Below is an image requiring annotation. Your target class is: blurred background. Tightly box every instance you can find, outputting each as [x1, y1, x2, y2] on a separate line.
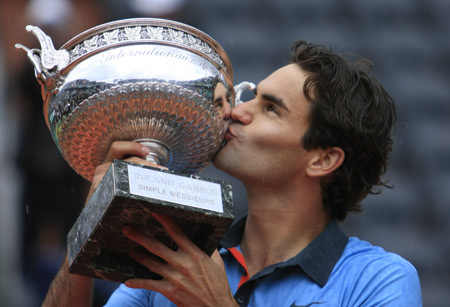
[0, 0, 448, 306]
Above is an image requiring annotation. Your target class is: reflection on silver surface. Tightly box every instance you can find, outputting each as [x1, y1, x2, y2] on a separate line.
[16, 18, 235, 181]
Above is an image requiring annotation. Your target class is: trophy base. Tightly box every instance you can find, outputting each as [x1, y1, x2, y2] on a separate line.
[67, 160, 234, 283]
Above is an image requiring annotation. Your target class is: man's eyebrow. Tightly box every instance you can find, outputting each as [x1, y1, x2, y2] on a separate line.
[214, 94, 231, 105]
[254, 87, 289, 111]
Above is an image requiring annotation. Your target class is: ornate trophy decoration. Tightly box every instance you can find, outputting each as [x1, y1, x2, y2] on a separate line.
[17, 18, 252, 282]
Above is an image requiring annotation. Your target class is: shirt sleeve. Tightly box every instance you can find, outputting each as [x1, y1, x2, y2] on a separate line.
[103, 284, 149, 307]
[349, 254, 422, 307]
[103, 284, 176, 307]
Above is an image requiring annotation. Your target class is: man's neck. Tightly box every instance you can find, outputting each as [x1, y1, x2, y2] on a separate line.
[240, 182, 330, 277]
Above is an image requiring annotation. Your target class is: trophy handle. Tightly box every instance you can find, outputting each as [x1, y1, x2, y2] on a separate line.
[15, 25, 70, 85]
[16, 25, 70, 116]
[234, 81, 256, 106]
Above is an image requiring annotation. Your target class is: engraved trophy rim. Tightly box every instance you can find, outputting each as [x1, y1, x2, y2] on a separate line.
[60, 18, 233, 80]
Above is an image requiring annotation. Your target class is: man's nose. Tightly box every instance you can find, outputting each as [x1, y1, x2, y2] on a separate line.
[231, 100, 253, 124]
[223, 101, 232, 121]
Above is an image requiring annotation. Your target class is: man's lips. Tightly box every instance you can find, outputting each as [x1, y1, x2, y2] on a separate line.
[224, 126, 236, 141]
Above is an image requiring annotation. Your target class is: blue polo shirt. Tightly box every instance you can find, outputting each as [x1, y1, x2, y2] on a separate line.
[104, 217, 422, 306]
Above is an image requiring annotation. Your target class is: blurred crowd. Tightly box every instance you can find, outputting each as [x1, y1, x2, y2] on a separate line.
[0, 0, 449, 306]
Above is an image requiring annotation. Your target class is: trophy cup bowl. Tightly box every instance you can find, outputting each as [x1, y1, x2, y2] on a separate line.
[16, 18, 254, 282]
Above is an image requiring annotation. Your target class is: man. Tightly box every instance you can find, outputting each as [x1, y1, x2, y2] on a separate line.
[43, 41, 422, 306]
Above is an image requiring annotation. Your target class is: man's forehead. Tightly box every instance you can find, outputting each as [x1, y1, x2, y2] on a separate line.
[255, 64, 308, 104]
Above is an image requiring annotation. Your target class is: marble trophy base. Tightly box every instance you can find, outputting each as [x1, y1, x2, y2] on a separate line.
[67, 160, 234, 283]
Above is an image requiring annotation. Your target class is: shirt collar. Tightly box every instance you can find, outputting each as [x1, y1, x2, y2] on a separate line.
[219, 216, 348, 287]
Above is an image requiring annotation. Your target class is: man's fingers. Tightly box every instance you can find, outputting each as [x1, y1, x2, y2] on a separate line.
[124, 156, 168, 170]
[210, 249, 225, 267]
[122, 225, 177, 260]
[128, 249, 170, 277]
[104, 141, 169, 170]
[124, 277, 175, 295]
[104, 141, 150, 162]
[151, 213, 196, 252]
[124, 277, 161, 290]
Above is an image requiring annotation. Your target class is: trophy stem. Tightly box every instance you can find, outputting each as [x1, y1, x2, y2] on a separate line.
[134, 139, 171, 166]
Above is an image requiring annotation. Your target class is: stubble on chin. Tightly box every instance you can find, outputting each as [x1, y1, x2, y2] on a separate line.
[212, 142, 234, 172]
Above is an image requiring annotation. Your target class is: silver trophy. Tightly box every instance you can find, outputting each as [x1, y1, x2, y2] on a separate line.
[16, 18, 254, 282]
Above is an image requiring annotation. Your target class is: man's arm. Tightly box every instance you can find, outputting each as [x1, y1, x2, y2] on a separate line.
[42, 254, 94, 307]
[42, 141, 152, 306]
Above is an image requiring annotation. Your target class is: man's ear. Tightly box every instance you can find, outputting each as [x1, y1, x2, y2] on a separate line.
[306, 147, 345, 178]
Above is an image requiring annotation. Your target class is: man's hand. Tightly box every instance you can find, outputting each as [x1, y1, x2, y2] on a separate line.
[122, 213, 238, 307]
[87, 141, 159, 200]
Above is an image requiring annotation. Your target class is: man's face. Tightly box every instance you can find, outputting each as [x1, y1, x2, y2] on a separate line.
[213, 82, 232, 132]
[214, 64, 313, 185]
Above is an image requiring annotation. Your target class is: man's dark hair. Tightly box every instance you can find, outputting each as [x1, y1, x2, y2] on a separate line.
[291, 40, 396, 221]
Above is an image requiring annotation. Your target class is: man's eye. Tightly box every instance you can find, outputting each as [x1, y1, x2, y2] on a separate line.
[266, 104, 280, 115]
